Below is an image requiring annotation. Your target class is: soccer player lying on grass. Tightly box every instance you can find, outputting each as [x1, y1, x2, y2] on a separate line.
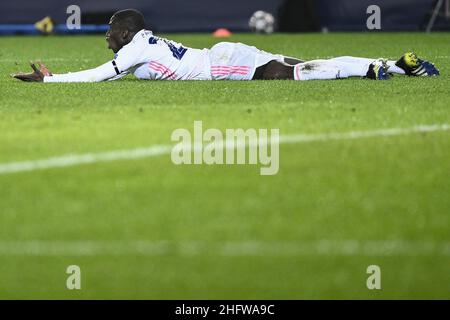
[12, 9, 439, 83]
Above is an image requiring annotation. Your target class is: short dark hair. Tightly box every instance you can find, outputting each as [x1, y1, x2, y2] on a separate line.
[112, 9, 146, 33]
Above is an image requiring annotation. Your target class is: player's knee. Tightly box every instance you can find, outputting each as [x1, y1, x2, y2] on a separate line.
[262, 61, 293, 80]
[284, 56, 304, 65]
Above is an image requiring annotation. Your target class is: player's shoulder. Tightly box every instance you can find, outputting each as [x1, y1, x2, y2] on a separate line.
[131, 29, 153, 45]
[116, 30, 151, 56]
[113, 30, 150, 63]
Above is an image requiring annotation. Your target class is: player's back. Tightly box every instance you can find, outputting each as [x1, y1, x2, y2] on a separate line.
[114, 30, 210, 81]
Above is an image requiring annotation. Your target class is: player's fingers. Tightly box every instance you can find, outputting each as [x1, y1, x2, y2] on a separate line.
[30, 62, 39, 73]
[29, 61, 45, 80]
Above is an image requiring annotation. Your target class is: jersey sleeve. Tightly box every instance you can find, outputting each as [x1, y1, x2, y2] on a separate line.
[43, 61, 120, 83]
[43, 34, 146, 83]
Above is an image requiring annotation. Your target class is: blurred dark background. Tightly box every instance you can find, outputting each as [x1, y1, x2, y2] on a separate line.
[0, 0, 449, 34]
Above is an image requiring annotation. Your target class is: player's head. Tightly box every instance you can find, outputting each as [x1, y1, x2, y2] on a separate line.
[106, 9, 146, 53]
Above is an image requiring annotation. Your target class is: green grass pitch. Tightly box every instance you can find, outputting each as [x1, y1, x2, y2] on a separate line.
[0, 33, 449, 299]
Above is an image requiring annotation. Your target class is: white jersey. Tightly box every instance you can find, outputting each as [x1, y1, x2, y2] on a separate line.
[44, 29, 284, 83]
[120, 30, 211, 81]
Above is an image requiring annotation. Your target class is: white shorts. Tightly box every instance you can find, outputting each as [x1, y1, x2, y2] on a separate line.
[208, 42, 284, 80]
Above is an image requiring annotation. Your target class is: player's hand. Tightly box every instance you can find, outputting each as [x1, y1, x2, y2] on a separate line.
[11, 62, 52, 82]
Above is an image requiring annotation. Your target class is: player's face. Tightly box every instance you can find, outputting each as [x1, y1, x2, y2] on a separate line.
[106, 17, 125, 53]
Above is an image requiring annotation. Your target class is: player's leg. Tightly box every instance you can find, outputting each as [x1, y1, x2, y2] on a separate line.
[254, 59, 357, 80]
[331, 53, 440, 76]
[331, 56, 405, 75]
[253, 60, 293, 80]
[209, 42, 389, 81]
[293, 59, 376, 80]
[254, 59, 388, 80]
[283, 56, 305, 65]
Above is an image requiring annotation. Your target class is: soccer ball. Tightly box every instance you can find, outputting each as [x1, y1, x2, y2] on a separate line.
[249, 11, 275, 34]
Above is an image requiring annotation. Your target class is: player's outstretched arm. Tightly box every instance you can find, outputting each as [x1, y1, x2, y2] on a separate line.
[12, 60, 125, 83]
[13, 31, 145, 83]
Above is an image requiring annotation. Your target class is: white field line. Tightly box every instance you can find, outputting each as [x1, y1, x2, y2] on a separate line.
[0, 124, 449, 175]
[279, 124, 450, 143]
[0, 240, 448, 256]
[0, 145, 173, 175]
